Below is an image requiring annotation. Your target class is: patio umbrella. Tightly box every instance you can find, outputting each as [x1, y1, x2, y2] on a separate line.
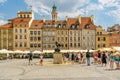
[14, 50, 24, 53]
[32, 50, 43, 54]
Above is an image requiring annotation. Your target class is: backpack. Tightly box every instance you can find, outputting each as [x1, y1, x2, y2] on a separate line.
[86, 52, 90, 58]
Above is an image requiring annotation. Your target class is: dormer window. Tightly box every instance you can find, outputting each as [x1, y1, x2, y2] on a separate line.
[43, 23, 46, 27]
[58, 24, 61, 28]
[20, 15, 22, 18]
[71, 24, 75, 29]
[27, 15, 29, 18]
[63, 24, 66, 28]
[48, 23, 50, 27]
[24, 14, 26, 18]
[85, 24, 90, 29]
[77, 24, 79, 28]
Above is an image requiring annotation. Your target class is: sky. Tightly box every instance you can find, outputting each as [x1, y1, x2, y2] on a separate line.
[0, 0, 120, 29]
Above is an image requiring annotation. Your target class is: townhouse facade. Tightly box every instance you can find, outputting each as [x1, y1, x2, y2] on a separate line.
[0, 4, 114, 51]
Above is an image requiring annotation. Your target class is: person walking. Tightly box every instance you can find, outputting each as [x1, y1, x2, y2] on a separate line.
[28, 51, 33, 65]
[101, 52, 107, 67]
[86, 50, 90, 66]
[98, 50, 101, 64]
[40, 54, 43, 66]
[109, 51, 114, 69]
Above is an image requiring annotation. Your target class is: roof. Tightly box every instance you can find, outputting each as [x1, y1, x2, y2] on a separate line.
[29, 20, 43, 29]
[18, 12, 32, 14]
[9, 17, 32, 23]
[66, 17, 96, 29]
[0, 23, 12, 29]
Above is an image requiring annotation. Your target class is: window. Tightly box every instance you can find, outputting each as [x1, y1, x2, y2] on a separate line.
[38, 37, 41, 41]
[70, 37, 72, 41]
[34, 31, 37, 35]
[61, 31, 63, 34]
[27, 15, 29, 18]
[100, 32, 102, 35]
[98, 44, 100, 48]
[78, 43, 80, 47]
[83, 37, 85, 39]
[24, 42, 27, 47]
[20, 15, 22, 18]
[30, 37, 33, 41]
[103, 37, 106, 41]
[30, 44, 33, 47]
[35, 24, 38, 27]
[24, 29, 26, 33]
[34, 37, 37, 41]
[85, 24, 90, 29]
[66, 37, 67, 41]
[20, 29, 22, 33]
[20, 35, 22, 39]
[103, 44, 106, 47]
[58, 24, 61, 28]
[70, 31, 72, 35]
[63, 24, 66, 28]
[15, 43, 18, 47]
[70, 43, 72, 47]
[74, 37, 76, 41]
[24, 14, 26, 18]
[20, 42, 22, 47]
[15, 29, 17, 33]
[15, 35, 17, 39]
[24, 35, 27, 39]
[65, 44, 67, 47]
[97, 32, 99, 35]
[9, 43, 12, 46]
[38, 31, 40, 35]
[98, 37, 100, 41]
[74, 43, 76, 47]
[78, 37, 80, 41]
[30, 31, 33, 35]
[34, 44, 37, 47]
[38, 44, 41, 47]
[58, 37, 59, 41]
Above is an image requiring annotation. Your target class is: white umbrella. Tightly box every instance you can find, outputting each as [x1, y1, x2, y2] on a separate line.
[14, 50, 24, 53]
[32, 50, 42, 54]
[43, 50, 54, 53]
[23, 50, 30, 54]
[0, 49, 10, 53]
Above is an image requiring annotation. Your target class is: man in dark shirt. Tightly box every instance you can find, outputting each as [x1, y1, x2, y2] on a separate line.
[86, 50, 90, 66]
[28, 51, 33, 65]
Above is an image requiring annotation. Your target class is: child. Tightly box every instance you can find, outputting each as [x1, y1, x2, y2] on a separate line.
[40, 54, 43, 66]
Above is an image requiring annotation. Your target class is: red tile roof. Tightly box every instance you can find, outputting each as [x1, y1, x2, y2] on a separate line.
[0, 23, 12, 29]
[29, 20, 43, 29]
[18, 12, 32, 14]
[9, 17, 32, 23]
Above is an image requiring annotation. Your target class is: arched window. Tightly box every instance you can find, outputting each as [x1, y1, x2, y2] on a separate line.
[27, 15, 29, 18]
[63, 24, 66, 28]
[58, 24, 61, 28]
[43, 23, 46, 27]
[71, 24, 75, 28]
[20, 15, 22, 18]
[77, 24, 79, 28]
[24, 14, 26, 18]
[85, 24, 90, 29]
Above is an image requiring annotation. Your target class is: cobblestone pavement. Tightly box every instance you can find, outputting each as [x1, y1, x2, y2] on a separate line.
[0, 59, 119, 80]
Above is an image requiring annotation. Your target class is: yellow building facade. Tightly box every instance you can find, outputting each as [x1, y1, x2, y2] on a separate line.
[96, 26, 110, 49]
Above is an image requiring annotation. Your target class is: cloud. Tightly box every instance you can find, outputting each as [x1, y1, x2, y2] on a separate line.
[0, 0, 7, 3]
[25, 0, 120, 23]
[25, 0, 90, 18]
[0, 20, 7, 25]
[0, 13, 7, 26]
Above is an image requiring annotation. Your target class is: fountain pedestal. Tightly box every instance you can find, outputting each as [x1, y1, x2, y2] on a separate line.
[53, 54, 63, 64]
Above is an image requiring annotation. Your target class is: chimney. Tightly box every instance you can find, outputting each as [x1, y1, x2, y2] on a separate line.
[78, 15, 81, 24]
[43, 16, 45, 22]
[66, 16, 68, 21]
[90, 15, 94, 23]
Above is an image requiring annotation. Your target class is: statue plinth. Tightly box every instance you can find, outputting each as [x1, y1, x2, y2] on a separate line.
[53, 53, 63, 64]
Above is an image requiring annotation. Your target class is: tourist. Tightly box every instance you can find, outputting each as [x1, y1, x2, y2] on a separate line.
[109, 51, 114, 69]
[114, 52, 120, 69]
[98, 50, 101, 64]
[28, 51, 33, 65]
[80, 53, 83, 63]
[93, 52, 98, 64]
[86, 50, 90, 66]
[82, 52, 86, 63]
[77, 52, 81, 63]
[101, 52, 107, 67]
[40, 54, 43, 66]
[69, 52, 72, 61]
